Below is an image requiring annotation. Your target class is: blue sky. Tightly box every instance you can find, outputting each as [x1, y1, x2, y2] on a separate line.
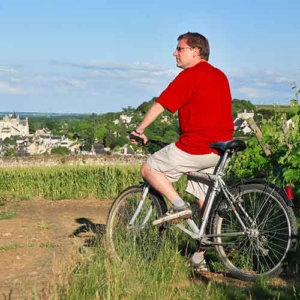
[0, 0, 299, 114]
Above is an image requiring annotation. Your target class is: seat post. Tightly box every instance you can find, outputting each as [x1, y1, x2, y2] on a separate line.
[215, 150, 231, 176]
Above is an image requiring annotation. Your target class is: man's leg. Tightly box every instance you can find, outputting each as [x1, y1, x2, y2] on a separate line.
[197, 198, 205, 216]
[187, 171, 216, 273]
[190, 198, 208, 271]
[141, 162, 192, 225]
[141, 144, 198, 225]
[141, 162, 181, 202]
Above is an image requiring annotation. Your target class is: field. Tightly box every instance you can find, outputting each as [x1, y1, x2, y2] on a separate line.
[254, 104, 298, 115]
[0, 164, 299, 299]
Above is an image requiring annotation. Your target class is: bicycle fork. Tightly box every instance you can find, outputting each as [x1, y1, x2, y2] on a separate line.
[128, 183, 152, 229]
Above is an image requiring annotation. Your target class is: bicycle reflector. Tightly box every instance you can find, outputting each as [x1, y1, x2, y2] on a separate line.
[284, 184, 294, 200]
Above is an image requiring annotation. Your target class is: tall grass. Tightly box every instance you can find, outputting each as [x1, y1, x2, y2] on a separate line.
[0, 165, 188, 200]
[52, 233, 300, 300]
[54, 233, 210, 300]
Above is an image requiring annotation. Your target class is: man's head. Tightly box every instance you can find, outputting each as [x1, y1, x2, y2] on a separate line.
[173, 32, 210, 69]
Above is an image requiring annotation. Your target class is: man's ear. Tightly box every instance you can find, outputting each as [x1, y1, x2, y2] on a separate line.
[193, 47, 200, 58]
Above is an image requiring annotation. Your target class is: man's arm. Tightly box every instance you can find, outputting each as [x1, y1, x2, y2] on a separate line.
[131, 102, 165, 143]
[135, 102, 165, 133]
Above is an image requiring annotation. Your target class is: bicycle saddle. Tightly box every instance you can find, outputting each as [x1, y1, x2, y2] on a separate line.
[210, 139, 247, 153]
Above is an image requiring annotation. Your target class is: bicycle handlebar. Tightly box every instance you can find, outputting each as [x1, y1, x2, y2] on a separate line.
[129, 134, 169, 148]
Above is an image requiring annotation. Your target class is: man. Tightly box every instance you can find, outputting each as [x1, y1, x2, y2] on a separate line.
[131, 32, 233, 270]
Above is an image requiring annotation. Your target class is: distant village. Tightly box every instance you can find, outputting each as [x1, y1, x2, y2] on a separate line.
[0, 113, 147, 157]
[0, 112, 257, 157]
[0, 114, 79, 156]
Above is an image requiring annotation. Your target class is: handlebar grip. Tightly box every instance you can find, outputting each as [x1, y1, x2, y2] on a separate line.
[129, 133, 169, 148]
[129, 134, 146, 145]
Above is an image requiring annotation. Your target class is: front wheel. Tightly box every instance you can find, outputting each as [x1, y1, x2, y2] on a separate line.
[212, 183, 298, 281]
[106, 184, 167, 262]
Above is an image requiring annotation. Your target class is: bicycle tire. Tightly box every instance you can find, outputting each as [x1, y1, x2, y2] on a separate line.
[106, 184, 167, 262]
[212, 183, 298, 281]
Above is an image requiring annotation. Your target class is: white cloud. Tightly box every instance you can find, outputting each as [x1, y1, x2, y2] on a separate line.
[10, 77, 21, 83]
[52, 60, 166, 72]
[273, 76, 291, 83]
[35, 75, 85, 88]
[228, 68, 295, 104]
[234, 84, 292, 105]
[237, 87, 261, 98]
[230, 69, 293, 86]
[133, 77, 157, 86]
[53, 59, 178, 78]
[254, 82, 268, 87]
[0, 82, 28, 95]
[0, 66, 17, 73]
[1, 59, 296, 110]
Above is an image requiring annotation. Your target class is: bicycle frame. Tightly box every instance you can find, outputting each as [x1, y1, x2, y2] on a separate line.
[176, 149, 248, 244]
[128, 148, 249, 244]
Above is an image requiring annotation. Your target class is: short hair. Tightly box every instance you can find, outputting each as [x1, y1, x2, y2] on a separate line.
[178, 32, 210, 61]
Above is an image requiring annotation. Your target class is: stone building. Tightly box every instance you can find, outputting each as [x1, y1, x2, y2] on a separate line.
[0, 114, 29, 140]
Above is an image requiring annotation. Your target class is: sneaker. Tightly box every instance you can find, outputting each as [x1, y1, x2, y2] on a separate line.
[191, 259, 209, 272]
[190, 252, 209, 272]
[152, 203, 192, 226]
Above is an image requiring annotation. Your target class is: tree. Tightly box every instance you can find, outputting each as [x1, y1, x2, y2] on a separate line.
[83, 128, 96, 151]
[121, 106, 135, 114]
[136, 98, 156, 114]
[3, 137, 16, 145]
[94, 125, 107, 144]
[162, 130, 179, 143]
[232, 99, 255, 115]
[115, 136, 129, 148]
[103, 130, 116, 149]
[3, 148, 16, 157]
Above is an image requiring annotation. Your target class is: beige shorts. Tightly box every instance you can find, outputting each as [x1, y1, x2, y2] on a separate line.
[146, 143, 220, 200]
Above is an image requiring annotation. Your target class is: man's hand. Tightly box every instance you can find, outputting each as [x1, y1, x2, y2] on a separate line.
[130, 130, 148, 145]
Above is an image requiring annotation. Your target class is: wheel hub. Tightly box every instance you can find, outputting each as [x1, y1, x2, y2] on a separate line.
[248, 228, 259, 238]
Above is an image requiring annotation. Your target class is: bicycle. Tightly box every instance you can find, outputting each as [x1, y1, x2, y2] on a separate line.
[106, 136, 298, 281]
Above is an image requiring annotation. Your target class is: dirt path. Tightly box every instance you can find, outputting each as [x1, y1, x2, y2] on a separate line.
[0, 199, 111, 300]
[0, 199, 297, 299]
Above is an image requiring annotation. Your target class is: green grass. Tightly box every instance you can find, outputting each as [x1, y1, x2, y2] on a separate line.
[255, 105, 295, 114]
[0, 243, 23, 251]
[37, 221, 52, 230]
[0, 165, 189, 201]
[0, 211, 16, 220]
[39, 242, 58, 249]
[52, 231, 300, 300]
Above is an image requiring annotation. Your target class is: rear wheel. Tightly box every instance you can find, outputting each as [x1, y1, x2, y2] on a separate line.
[213, 183, 298, 281]
[106, 184, 167, 262]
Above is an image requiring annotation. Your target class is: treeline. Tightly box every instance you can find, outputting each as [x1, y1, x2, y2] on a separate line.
[26, 98, 297, 152]
[29, 97, 180, 151]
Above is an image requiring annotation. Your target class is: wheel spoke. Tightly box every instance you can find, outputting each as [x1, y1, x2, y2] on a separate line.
[106, 186, 166, 262]
[213, 184, 294, 281]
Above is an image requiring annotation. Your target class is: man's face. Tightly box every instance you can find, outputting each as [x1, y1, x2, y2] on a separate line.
[173, 38, 195, 69]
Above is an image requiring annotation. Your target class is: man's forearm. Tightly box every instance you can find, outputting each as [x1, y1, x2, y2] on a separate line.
[136, 102, 165, 133]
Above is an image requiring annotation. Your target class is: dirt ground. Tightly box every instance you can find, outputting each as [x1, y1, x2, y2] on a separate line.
[0, 199, 297, 300]
[0, 199, 111, 300]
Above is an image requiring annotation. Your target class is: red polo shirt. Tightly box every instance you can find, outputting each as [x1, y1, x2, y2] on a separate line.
[156, 61, 233, 154]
